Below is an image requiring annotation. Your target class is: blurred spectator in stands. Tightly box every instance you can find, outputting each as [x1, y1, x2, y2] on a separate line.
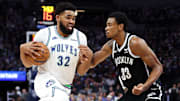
[168, 84, 178, 101]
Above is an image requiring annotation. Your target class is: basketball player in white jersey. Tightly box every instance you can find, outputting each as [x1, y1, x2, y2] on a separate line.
[20, 2, 93, 101]
[82, 12, 163, 101]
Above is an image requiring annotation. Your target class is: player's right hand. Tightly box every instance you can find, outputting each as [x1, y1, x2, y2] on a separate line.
[79, 45, 93, 63]
[20, 41, 43, 59]
[132, 83, 146, 95]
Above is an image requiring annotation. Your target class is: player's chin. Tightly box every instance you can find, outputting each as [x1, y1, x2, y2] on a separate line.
[106, 34, 111, 38]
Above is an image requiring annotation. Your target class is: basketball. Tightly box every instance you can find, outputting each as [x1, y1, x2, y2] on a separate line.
[26, 42, 50, 65]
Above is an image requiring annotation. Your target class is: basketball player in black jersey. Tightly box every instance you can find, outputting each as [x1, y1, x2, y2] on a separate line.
[80, 12, 163, 101]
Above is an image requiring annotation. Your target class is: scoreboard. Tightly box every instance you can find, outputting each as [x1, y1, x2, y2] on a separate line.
[42, 5, 54, 21]
[36, 4, 55, 28]
[35, 3, 84, 29]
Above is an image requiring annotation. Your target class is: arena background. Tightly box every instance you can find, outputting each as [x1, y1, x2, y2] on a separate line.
[0, 0, 180, 101]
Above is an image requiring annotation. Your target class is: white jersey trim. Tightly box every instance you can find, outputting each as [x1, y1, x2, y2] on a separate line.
[116, 33, 130, 52]
[112, 40, 116, 59]
[112, 33, 129, 59]
[46, 27, 51, 46]
[145, 97, 161, 101]
[145, 83, 162, 101]
[127, 35, 140, 58]
[76, 29, 80, 46]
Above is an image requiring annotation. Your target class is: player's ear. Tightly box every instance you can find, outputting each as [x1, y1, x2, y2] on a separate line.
[56, 15, 60, 22]
[118, 24, 124, 31]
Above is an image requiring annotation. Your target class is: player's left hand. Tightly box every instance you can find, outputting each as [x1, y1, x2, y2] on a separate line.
[132, 83, 146, 95]
[79, 45, 93, 63]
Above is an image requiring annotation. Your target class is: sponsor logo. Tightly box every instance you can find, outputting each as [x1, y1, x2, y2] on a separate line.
[52, 37, 58, 40]
[46, 79, 55, 88]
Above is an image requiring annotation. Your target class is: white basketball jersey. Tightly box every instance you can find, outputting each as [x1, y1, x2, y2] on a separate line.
[34, 25, 87, 85]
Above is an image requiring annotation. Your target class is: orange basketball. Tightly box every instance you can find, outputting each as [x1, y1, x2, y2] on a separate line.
[26, 42, 50, 65]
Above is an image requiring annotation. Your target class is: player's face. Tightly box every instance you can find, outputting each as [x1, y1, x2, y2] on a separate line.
[105, 18, 119, 38]
[56, 10, 76, 35]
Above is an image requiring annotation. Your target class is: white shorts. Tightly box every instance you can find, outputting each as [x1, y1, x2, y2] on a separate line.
[34, 73, 71, 101]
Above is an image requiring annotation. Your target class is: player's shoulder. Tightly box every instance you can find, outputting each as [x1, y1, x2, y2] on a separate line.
[106, 39, 114, 46]
[37, 26, 48, 34]
[104, 39, 114, 49]
[74, 28, 87, 39]
[38, 25, 55, 32]
[74, 28, 86, 36]
[35, 26, 54, 39]
[129, 34, 146, 49]
[73, 28, 87, 45]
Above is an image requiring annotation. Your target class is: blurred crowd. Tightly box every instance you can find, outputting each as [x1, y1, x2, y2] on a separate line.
[0, 0, 180, 101]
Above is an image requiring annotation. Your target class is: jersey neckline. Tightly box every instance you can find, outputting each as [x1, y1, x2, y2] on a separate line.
[54, 26, 73, 39]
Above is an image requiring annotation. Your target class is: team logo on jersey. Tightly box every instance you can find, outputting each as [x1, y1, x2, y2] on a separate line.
[70, 38, 77, 41]
[113, 50, 117, 54]
[52, 36, 58, 40]
[114, 56, 134, 66]
[124, 48, 128, 54]
[46, 79, 56, 88]
[51, 44, 78, 56]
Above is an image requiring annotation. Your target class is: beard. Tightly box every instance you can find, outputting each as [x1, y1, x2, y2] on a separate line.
[59, 21, 73, 35]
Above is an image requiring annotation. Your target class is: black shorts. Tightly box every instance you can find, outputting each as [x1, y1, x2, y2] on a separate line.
[119, 83, 162, 101]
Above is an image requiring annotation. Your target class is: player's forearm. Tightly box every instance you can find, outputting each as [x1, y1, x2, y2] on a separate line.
[90, 42, 112, 68]
[77, 60, 91, 76]
[90, 51, 108, 68]
[90, 55, 98, 68]
[77, 63, 90, 76]
[144, 64, 163, 90]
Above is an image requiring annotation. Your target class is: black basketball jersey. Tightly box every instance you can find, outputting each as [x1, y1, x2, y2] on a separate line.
[112, 33, 162, 100]
[112, 33, 150, 90]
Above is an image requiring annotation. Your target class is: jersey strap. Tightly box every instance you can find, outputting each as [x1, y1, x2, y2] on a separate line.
[46, 27, 51, 46]
[76, 30, 80, 45]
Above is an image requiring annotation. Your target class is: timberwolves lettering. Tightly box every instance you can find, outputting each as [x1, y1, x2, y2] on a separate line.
[115, 56, 134, 66]
[51, 44, 78, 56]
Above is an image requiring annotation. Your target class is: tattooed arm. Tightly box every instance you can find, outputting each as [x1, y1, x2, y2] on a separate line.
[90, 39, 113, 68]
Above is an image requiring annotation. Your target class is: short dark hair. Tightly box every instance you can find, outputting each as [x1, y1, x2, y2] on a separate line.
[108, 12, 128, 31]
[55, 2, 77, 15]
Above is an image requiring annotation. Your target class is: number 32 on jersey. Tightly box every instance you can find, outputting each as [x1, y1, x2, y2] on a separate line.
[57, 56, 70, 67]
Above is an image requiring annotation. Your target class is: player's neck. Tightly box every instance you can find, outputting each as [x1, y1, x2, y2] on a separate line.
[115, 31, 126, 46]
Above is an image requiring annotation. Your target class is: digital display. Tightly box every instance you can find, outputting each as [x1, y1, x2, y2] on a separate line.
[36, 5, 55, 26]
[42, 6, 54, 21]
[0, 71, 26, 81]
